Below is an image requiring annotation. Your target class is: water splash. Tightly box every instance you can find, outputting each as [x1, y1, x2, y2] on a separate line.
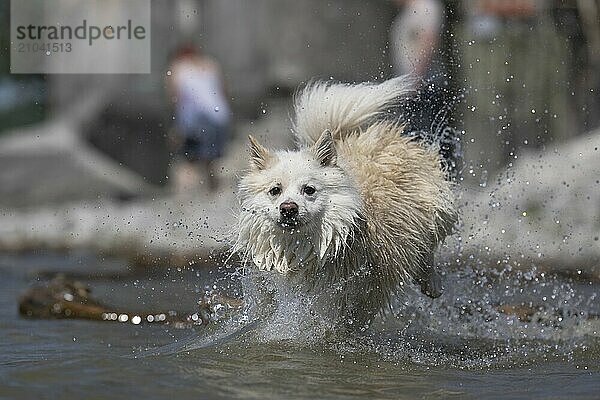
[359, 266, 600, 368]
[135, 256, 599, 370]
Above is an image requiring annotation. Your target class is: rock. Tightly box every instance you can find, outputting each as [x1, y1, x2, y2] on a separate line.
[0, 99, 294, 264]
[0, 96, 156, 208]
[446, 128, 600, 280]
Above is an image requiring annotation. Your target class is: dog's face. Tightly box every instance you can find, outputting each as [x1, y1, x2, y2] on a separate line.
[246, 152, 324, 229]
[239, 131, 359, 233]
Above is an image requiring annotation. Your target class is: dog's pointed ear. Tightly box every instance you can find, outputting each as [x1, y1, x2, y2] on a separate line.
[248, 135, 272, 170]
[312, 130, 337, 167]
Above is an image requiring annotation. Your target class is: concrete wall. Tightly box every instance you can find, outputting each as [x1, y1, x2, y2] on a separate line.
[200, 0, 394, 100]
[46, 0, 396, 184]
[49, 0, 395, 115]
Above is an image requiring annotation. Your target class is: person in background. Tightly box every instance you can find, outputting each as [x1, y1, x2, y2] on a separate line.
[390, 0, 461, 180]
[389, 0, 448, 131]
[166, 44, 231, 192]
[459, 0, 574, 186]
[390, 0, 444, 81]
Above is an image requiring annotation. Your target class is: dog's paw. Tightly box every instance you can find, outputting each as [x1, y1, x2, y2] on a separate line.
[414, 260, 444, 299]
[419, 267, 443, 299]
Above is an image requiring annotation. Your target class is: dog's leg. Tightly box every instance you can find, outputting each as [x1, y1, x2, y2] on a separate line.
[415, 252, 443, 299]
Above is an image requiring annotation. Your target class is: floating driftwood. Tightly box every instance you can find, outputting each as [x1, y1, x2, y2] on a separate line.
[19, 274, 242, 328]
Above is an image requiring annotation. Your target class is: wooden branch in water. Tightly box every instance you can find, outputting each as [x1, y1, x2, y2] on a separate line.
[18, 274, 242, 328]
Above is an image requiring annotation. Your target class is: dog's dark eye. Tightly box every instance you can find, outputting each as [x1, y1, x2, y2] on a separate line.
[303, 185, 316, 195]
[268, 186, 281, 196]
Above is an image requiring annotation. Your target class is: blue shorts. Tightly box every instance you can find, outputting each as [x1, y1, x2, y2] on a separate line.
[177, 113, 228, 161]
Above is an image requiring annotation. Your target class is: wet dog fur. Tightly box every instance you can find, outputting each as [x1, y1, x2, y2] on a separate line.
[233, 77, 457, 330]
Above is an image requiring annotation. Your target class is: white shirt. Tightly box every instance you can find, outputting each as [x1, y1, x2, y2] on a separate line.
[172, 59, 231, 125]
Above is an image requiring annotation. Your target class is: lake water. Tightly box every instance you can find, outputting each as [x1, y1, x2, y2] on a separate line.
[1, 252, 598, 399]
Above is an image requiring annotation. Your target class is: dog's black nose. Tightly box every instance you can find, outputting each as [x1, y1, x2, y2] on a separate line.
[279, 202, 299, 218]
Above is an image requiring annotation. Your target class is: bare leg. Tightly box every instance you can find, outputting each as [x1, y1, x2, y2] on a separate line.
[173, 161, 201, 193]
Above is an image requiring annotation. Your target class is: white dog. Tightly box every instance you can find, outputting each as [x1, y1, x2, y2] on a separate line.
[234, 77, 457, 330]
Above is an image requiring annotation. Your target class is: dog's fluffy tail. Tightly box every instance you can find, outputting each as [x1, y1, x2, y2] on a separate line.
[293, 76, 415, 145]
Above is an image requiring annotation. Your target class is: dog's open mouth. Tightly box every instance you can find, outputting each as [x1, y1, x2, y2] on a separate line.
[278, 218, 301, 229]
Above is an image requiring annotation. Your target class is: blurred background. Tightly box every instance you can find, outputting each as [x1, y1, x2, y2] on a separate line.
[0, 0, 599, 275]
